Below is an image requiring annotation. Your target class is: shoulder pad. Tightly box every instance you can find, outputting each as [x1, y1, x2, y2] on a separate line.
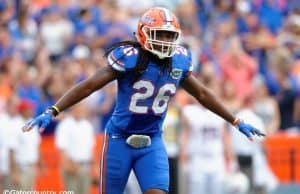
[107, 46, 139, 72]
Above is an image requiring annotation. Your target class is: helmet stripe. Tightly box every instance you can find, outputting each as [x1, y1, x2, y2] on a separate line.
[162, 8, 172, 22]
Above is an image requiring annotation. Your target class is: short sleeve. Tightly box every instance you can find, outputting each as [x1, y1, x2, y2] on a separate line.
[107, 46, 139, 72]
[173, 46, 193, 80]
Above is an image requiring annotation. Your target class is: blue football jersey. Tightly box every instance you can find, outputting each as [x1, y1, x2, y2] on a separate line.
[105, 45, 193, 134]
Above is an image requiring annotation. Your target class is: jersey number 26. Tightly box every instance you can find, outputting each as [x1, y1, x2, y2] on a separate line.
[129, 80, 176, 114]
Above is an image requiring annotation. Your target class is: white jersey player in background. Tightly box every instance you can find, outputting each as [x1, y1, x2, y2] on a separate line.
[181, 77, 235, 194]
[229, 95, 278, 194]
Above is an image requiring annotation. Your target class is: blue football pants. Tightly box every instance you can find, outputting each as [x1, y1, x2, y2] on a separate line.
[99, 133, 169, 194]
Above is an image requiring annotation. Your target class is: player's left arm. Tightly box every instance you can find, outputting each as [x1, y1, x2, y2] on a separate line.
[180, 74, 265, 140]
[181, 74, 236, 125]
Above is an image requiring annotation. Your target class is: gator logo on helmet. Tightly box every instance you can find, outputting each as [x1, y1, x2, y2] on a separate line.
[140, 16, 154, 25]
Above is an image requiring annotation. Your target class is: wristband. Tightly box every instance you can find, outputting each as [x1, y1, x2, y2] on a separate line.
[232, 118, 240, 126]
[52, 106, 60, 114]
[46, 106, 60, 117]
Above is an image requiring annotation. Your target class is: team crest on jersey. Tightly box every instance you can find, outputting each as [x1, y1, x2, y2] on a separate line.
[170, 68, 182, 79]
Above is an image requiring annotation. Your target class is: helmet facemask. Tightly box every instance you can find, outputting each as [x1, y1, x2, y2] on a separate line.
[142, 26, 181, 59]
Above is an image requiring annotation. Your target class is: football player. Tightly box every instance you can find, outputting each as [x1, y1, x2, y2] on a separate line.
[22, 7, 265, 194]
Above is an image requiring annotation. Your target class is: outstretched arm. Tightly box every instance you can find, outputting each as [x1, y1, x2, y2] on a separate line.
[22, 65, 118, 132]
[181, 74, 265, 140]
[181, 74, 236, 124]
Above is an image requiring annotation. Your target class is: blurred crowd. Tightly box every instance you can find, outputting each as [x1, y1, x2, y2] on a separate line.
[0, 0, 299, 132]
[1, 0, 300, 194]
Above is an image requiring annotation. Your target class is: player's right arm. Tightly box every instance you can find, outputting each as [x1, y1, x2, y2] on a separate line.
[54, 45, 138, 111]
[22, 65, 118, 132]
[22, 45, 137, 133]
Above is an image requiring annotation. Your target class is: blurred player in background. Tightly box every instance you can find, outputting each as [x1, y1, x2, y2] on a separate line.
[23, 7, 264, 194]
[55, 101, 95, 194]
[181, 77, 235, 194]
[0, 104, 13, 191]
[13, 99, 42, 190]
[0, 98, 23, 190]
[0, 98, 41, 191]
[162, 99, 184, 194]
[230, 95, 278, 194]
